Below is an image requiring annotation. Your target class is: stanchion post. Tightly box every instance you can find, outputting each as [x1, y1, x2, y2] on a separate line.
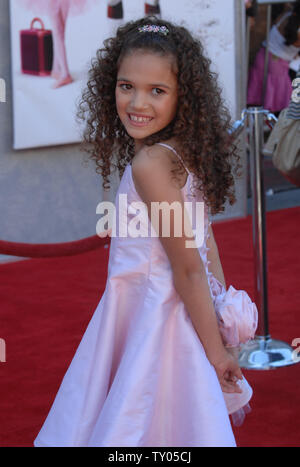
[248, 107, 270, 338]
[238, 107, 299, 370]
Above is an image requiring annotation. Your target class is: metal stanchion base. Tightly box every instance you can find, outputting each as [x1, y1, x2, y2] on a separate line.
[239, 335, 300, 370]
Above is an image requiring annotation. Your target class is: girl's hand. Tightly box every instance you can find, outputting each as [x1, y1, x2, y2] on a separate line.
[211, 348, 243, 394]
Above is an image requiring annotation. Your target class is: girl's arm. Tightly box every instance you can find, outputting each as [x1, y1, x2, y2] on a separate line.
[206, 225, 242, 363]
[132, 146, 242, 393]
[206, 223, 226, 289]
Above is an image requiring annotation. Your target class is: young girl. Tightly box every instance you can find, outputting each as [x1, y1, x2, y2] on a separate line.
[247, 0, 300, 112]
[34, 17, 258, 447]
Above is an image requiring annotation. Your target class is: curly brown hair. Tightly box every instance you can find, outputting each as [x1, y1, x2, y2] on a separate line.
[76, 16, 241, 215]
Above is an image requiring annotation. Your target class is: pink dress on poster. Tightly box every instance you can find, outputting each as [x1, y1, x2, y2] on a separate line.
[33, 143, 257, 447]
[17, 0, 98, 88]
[16, 0, 97, 17]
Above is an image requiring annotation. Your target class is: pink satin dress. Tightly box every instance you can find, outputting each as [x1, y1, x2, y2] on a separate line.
[34, 143, 257, 447]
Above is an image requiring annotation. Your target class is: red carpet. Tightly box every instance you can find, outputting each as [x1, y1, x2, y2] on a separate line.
[0, 207, 299, 447]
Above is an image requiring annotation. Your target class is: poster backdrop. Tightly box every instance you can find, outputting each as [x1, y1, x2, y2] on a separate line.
[10, 0, 237, 150]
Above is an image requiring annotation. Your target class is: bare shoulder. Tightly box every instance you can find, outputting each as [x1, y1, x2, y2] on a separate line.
[133, 142, 175, 169]
[132, 141, 185, 192]
[131, 143, 203, 278]
[132, 143, 177, 191]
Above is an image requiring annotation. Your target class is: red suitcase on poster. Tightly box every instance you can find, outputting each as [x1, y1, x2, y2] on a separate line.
[20, 17, 53, 76]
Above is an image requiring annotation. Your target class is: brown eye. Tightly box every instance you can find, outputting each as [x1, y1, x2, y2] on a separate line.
[152, 88, 164, 95]
[119, 84, 132, 91]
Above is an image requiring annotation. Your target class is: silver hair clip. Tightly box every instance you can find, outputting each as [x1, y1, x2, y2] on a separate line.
[138, 24, 169, 36]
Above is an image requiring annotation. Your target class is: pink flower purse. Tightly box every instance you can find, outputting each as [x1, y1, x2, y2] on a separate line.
[211, 280, 258, 426]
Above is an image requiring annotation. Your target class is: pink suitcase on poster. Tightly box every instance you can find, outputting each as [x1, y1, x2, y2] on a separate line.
[20, 17, 53, 76]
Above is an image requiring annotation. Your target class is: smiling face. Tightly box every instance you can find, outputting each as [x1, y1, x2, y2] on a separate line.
[115, 50, 178, 151]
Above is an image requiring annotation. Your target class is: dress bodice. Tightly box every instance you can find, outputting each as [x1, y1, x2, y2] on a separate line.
[107, 143, 214, 297]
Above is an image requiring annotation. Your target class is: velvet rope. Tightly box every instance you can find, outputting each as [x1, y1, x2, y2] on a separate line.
[0, 235, 110, 258]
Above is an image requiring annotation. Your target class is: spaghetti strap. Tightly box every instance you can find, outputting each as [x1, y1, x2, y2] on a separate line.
[156, 142, 191, 175]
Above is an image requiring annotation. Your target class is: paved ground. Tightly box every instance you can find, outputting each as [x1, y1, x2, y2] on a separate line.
[247, 155, 300, 214]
